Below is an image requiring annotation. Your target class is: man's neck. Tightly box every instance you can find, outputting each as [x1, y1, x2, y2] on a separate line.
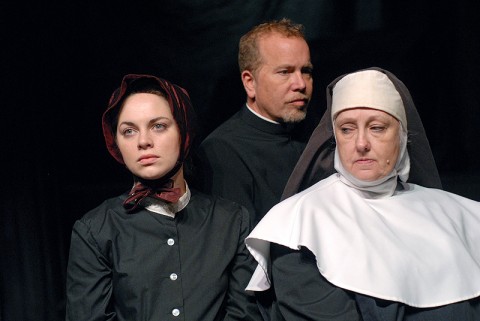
[245, 103, 280, 124]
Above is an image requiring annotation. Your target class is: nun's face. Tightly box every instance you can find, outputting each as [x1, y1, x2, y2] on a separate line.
[334, 108, 400, 181]
[115, 93, 181, 180]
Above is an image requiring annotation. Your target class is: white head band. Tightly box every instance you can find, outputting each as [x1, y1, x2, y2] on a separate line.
[331, 70, 407, 129]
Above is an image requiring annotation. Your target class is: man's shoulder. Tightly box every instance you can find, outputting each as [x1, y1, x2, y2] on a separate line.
[201, 108, 271, 148]
[189, 189, 250, 220]
[204, 109, 246, 139]
[190, 189, 242, 208]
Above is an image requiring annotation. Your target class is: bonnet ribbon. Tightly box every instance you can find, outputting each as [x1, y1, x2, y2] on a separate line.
[123, 179, 181, 212]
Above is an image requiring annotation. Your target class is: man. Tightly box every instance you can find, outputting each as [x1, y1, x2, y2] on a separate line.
[195, 18, 313, 225]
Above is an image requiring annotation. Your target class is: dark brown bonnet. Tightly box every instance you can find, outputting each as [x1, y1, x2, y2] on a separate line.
[102, 74, 195, 165]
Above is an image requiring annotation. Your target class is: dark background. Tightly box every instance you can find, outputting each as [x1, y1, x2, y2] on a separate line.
[1, 1, 479, 320]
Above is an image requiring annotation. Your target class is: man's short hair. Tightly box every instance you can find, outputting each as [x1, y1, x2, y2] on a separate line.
[238, 18, 306, 74]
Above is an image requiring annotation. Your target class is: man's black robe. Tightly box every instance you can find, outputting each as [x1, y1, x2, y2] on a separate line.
[195, 106, 306, 225]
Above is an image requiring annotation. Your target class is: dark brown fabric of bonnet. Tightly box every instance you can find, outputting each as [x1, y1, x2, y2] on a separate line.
[102, 74, 196, 212]
[282, 67, 442, 200]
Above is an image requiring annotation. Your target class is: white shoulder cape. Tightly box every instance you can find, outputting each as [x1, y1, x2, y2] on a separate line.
[245, 174, 480, 307]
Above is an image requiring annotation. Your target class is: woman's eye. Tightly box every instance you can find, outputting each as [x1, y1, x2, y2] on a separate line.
[371, 126, 385, 132]
[122, 128, 135, 136]
[153, 123, 166, 131]
[341, 127, 353, 134]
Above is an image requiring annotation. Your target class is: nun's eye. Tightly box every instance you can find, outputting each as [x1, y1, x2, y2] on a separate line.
[340, 127, 354, 134]
[371, 126, 386, 132]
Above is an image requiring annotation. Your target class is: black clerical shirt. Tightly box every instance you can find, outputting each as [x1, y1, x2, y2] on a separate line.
[196, 105, 306, 225]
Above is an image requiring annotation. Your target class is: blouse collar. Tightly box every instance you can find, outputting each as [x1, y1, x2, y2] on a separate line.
[143, 181, 191, 217]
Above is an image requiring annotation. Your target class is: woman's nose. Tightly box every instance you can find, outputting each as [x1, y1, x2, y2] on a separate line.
[355, 131, 370, 152]
[137, 132, 153, 149]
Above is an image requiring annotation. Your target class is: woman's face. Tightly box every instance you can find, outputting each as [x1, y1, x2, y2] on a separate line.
[334, 108, 400, 181]
[115, 93, 181, 180]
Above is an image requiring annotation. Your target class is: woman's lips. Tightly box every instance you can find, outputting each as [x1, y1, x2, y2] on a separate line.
[355, 158, 374, 166]
[137, 155, 159, 165]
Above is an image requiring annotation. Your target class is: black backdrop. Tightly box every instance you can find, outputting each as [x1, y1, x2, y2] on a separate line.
[1, 1, 479, 320]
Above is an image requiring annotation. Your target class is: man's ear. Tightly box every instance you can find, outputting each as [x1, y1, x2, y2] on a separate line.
[241, 70, 256, 99]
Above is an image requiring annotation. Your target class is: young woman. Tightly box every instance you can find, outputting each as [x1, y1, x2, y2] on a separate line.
[66, 74, 261, 321]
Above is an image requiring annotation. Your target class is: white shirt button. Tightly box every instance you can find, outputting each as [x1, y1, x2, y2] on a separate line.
[170, 273, 178, 281]
[167, 238, 175, 246]
[172, 308, 180, 316]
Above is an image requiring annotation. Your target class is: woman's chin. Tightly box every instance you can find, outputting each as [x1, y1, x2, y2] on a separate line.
[351, 171, 383, 182]
[135, 172, 167, 181]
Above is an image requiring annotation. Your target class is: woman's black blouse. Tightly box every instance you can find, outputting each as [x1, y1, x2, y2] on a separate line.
[66, 190, 261, 321]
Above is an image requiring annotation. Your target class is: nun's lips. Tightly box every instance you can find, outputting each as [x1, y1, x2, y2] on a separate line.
[355, 158, 375, 165]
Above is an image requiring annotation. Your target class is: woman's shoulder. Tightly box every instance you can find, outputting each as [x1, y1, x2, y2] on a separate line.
[249, 175, 346, 239]
[75, 194, 127, 231]
[402, 183, 478, 200]
[275, 174, 341, 209]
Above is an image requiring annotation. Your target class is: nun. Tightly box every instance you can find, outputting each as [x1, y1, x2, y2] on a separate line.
[245, 68, 480, 320]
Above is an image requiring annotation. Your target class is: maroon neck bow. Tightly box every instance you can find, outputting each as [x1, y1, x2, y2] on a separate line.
[123, 179, 182, 213]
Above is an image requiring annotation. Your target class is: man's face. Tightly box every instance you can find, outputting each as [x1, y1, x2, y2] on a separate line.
[244, 33, 313, 123]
